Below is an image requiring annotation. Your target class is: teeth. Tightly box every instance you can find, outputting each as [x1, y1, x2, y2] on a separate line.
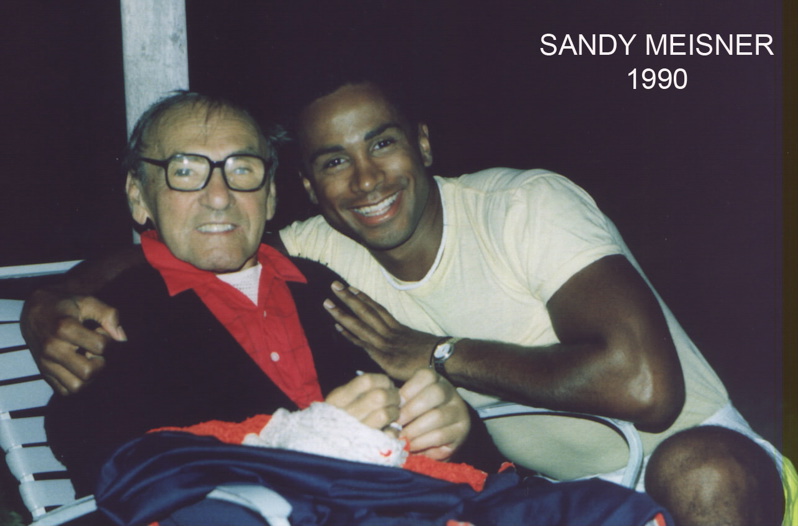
[353, 193, 398, 217]
[197, 223, 235, 233]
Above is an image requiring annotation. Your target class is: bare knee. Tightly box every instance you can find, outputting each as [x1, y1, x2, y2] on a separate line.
[645, 426, 783, 526]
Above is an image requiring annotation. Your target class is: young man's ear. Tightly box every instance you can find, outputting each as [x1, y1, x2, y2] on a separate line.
[299, 170, 319, 205]
[126, 173, 153, 226]
[418, 123, 433, 167]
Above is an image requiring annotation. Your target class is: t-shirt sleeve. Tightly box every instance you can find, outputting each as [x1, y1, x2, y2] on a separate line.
[279, 215, 336, 263]
[497, 173, 624, 304]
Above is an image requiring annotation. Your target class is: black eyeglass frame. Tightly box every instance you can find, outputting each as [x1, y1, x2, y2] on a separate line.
[139, 153, 274, 192]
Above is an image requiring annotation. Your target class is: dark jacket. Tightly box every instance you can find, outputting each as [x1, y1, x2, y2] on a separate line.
[46, 256, 503, 495]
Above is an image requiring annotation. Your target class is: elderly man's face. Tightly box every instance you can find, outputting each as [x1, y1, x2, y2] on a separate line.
[127, 104, 275, 272]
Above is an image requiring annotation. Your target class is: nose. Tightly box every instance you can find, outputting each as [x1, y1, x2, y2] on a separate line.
[201, 166, 233, 210]
[351, 157, 384, 194]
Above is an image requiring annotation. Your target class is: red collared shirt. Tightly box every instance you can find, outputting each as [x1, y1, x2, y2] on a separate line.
[141, 231, 323, 409]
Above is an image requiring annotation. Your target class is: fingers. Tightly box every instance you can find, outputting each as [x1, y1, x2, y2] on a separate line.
[325, 373, 395, 407]
[325, 283, 440, 382]
[43, 320, 107, 392]
[41, 364, 75, 397]
[76, 297, 127, 343]
[328, 281, 397, 330]
[21, 291, 122, 396]
[323, 299, 376, 348]
[398, 369, 470, 458]
[51, 316, 111, 356]
[41, 303, 117, 394]
[325, 373, 401, 430]
[41, 354, 106, 395]
[398, 368, 445, 425]
[403, 409, 468, 455]
[343, 284, 398, 324]
[323, 290, 389, 360]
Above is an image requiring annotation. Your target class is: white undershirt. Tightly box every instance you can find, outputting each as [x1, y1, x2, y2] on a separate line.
[216, 263, 262, 305]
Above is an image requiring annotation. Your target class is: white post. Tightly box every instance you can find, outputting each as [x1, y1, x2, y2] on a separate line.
[120, 0, 188, 241]
[120, 0, 189, 137]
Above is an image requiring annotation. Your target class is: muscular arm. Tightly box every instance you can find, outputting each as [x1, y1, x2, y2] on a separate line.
[21, 245, 144, 394]
[326, 255, 685, 433]
[446, 255, 684, 432]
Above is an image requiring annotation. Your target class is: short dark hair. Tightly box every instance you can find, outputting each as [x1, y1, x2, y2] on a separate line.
[123, 91, 287, 180]
[278, 59, 423, 135]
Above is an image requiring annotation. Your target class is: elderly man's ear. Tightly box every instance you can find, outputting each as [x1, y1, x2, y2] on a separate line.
[265, 178, 277, 221]
[126, 173, 153, 227]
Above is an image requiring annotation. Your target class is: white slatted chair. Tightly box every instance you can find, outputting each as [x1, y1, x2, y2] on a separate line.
[0, 292, 642, 525]
[476, 401, 644, 489]
[0, 299, 97, 525]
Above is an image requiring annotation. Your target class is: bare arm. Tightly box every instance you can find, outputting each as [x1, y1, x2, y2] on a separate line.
[325, 255, 685, 432]
[20, 245, 144, 395]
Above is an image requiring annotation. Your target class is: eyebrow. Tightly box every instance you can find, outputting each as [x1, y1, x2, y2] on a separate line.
[307, 121, 403, 165]
[163, 147, 265, 160]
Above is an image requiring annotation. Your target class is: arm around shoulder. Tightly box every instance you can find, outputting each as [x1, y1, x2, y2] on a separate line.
[21, 245, 143, 395]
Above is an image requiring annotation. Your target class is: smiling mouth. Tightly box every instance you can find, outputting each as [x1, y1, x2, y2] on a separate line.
[352, 192, 399, 218]
[197, 223, 236, 233]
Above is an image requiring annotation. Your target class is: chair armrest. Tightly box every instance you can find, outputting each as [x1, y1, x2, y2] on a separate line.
[476, 401, 643, 489]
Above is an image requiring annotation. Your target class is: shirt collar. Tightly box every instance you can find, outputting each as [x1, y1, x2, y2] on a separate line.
[140, 230, 306, 297]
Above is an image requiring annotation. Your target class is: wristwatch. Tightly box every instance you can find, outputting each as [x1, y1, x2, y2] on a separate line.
[430, 337, 463, 379]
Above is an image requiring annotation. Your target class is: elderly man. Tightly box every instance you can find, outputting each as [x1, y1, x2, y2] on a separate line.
[43, 91, 488, 499]
[25, 75, 796, 525]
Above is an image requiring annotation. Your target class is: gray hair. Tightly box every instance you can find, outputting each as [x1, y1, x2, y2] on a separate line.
[122, 90, 287, 181]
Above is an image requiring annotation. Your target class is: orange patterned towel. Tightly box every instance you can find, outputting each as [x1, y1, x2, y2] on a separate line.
[152, 405, 488, 492]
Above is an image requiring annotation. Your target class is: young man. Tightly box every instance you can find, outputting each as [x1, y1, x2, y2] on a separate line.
[281, 79, 792, 525]
[24, 79, 795, 524]
[43, 91, 487, 497]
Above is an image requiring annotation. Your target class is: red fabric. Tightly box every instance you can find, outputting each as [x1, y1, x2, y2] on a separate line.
[141, 231, 323, 409]
[499, 462, 516, 473]
[403, 455, 487, 492]
[152, 417, 488, 492]
[152, 415, 274, 445]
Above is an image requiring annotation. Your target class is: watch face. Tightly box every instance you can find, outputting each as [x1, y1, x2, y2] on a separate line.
[434, 343, 452, 360]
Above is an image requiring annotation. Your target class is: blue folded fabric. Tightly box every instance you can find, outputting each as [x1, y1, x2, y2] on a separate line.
[95, 432, 671, 526]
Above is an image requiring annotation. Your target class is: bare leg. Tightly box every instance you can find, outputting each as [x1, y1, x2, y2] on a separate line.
[645, 426, 784, 526]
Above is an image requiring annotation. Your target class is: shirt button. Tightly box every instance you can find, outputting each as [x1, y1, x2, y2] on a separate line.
[262, 311, 268, 318]
[270, 352, 280, 362]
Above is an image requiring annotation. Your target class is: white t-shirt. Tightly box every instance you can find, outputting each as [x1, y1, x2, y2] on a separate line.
[281, 168, 729, 479]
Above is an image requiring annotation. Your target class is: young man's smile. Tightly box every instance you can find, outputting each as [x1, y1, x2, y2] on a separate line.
[349, 189, 405, 229]
[298, 82, 437, 255]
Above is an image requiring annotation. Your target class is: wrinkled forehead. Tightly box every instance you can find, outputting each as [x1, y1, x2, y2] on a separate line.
[146, 102, 268, 157]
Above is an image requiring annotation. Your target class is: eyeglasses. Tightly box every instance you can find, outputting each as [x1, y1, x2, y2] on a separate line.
[140, 154, 273, 192]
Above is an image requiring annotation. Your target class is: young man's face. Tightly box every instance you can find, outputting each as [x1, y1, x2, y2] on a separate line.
[298, 83, 434, 253]
[127, 104, 276, 273]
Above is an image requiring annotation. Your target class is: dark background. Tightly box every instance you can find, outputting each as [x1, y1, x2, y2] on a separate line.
[0, 2, 789, 514]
